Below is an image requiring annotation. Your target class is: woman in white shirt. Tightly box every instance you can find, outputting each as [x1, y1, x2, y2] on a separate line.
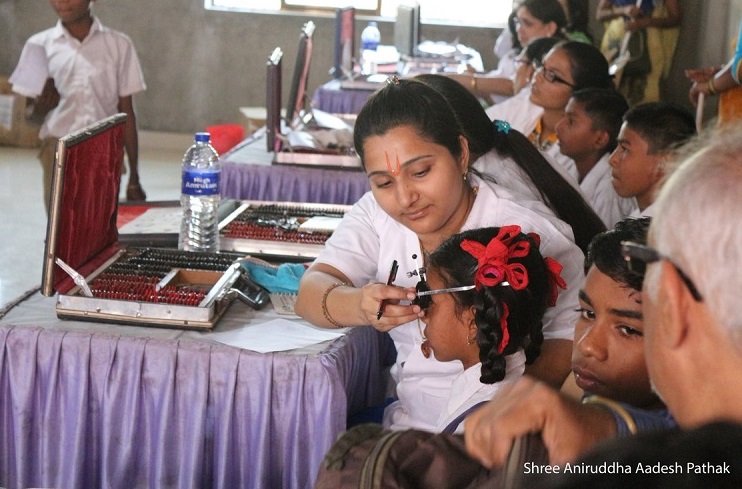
[295, 78, 584, 431]
[449, 0, 567, 104]
[420, 225, 565, 433]
[415, 73, 606, 254]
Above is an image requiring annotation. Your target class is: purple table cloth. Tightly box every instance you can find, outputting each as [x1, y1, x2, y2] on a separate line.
[0, 294, 394, 489]
[311, 79, 376, 115]
[218, 131, 371, 206]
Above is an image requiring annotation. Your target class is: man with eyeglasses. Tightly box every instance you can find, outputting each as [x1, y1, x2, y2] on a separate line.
[461, 125, 742, 486]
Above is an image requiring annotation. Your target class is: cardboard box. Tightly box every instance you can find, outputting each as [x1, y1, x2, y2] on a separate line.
[0, 76, 41, 148]
[239, 106, 268, 136]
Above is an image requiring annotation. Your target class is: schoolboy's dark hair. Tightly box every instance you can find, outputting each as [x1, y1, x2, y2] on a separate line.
[353, 78, 463, 166]
[585, 217, 651, 292]
[519, 0, 568, 33]
[427, 227, 550, 384]
[571, 88, 629, 153]
[553, 40, 614, 91]
[414, 74, 606, 254]
[622, 102, 697, 154]
[522, 36, 561, 65]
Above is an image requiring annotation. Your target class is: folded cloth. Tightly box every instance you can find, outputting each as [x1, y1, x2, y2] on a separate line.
[241, 261, 307, 294]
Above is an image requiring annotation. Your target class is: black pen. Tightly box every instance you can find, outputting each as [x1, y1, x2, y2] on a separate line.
[376, 260, 399, 320]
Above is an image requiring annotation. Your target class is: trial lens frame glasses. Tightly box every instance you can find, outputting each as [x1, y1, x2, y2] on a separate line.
[620, 241, 703, 302]
[413, 280, 476, 311]
[532, 61, 576, 89]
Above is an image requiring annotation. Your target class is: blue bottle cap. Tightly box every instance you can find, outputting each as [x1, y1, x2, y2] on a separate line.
[194, 132, 211, 142]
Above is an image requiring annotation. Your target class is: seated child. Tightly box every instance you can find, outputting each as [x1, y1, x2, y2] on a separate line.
[608, 102, 696, 217]
[572, 217, 670, 432]
[412, 225, 567, 434]
[464, 217, 675, 468]
[555, 88, 638, 228]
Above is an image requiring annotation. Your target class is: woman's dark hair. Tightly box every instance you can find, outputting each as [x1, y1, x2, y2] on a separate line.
[585, 217, 651, 291]
[563, 0, 593, 43]
[414, 74, 607, 254]
[507, 10, 523, 52]
[428, 226, 551, 384]
[548, 40, 613, 91]
[519, 0, 568, 33]
[353, 78, 463, 166]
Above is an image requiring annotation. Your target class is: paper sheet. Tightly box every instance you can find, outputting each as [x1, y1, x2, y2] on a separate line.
[203, 318, 346, 353]
[117, 207, 182, 235]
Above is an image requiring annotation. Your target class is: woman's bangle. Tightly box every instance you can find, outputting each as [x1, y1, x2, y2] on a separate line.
[321, 282, 348, 328]
[470, 76, 478, 93]
[707, 78, 718, 96]
[582, 395, 637, 435]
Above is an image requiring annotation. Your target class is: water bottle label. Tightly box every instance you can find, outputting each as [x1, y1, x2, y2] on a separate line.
[182, 169, 220, 196]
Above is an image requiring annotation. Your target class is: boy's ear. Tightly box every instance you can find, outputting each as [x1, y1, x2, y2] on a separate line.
[594, 130, 611, 152]
[652, 153, 671, 180]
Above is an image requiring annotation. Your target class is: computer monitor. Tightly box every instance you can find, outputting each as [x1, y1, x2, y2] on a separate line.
[332, 7, 355, 80]
[265, 47, 283, 153]
[285, 21, 315, 128]
[394, 3, 421, 59]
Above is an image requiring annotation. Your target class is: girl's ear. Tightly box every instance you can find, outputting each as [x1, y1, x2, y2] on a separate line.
[466, 307, 478, 342]
[459, 135, 471, 174]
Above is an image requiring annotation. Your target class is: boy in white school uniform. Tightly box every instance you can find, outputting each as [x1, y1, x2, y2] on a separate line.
[555, 88, 638, 227]
[608, 102, 695, 218]
[10, 0, 147, 213]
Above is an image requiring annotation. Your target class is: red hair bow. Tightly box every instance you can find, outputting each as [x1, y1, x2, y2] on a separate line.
[460, 225, 530, 291]
[544, 257, 567, 307]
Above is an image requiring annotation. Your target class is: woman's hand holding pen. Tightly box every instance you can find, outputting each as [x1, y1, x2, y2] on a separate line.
[360, 282, 420, 332]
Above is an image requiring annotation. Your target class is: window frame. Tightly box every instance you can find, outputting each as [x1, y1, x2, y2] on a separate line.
[205, 0, 513, 29]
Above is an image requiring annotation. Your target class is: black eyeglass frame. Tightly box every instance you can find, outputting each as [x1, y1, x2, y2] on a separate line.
[532, 60, 576, 89]
[620, 241, 703, 302]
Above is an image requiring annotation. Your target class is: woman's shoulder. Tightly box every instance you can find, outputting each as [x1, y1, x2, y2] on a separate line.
[485, 90, 542, 134]
[472, 177, 578, 247]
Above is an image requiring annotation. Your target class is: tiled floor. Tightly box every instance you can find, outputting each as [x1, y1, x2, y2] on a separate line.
[0, 132, 190, 307]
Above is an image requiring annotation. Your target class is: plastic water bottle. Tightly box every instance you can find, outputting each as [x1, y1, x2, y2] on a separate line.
[178, 132, 221, 252]
[360, 21, 381, 75]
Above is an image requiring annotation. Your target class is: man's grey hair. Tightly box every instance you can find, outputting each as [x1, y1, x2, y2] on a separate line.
[651, 124, 742, 342]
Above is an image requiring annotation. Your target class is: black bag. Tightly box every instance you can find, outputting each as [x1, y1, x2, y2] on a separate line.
[623, 28, 652, 77]
[314, 424, 548, 489]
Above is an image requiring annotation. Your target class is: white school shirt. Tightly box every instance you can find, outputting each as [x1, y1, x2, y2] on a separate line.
[10, 17, 146, 139]
[486, 90, 579, 184]
[629, 203, 656, 219]
[434, 351, 527, 434]
[580, 153, 638, 228]
[313, 175, 584, 431]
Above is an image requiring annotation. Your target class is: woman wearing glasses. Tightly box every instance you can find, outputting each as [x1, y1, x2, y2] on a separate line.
[295, 78, 585, 432]
[487, 40, 615, 184]
[448, 0, 567, 104]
